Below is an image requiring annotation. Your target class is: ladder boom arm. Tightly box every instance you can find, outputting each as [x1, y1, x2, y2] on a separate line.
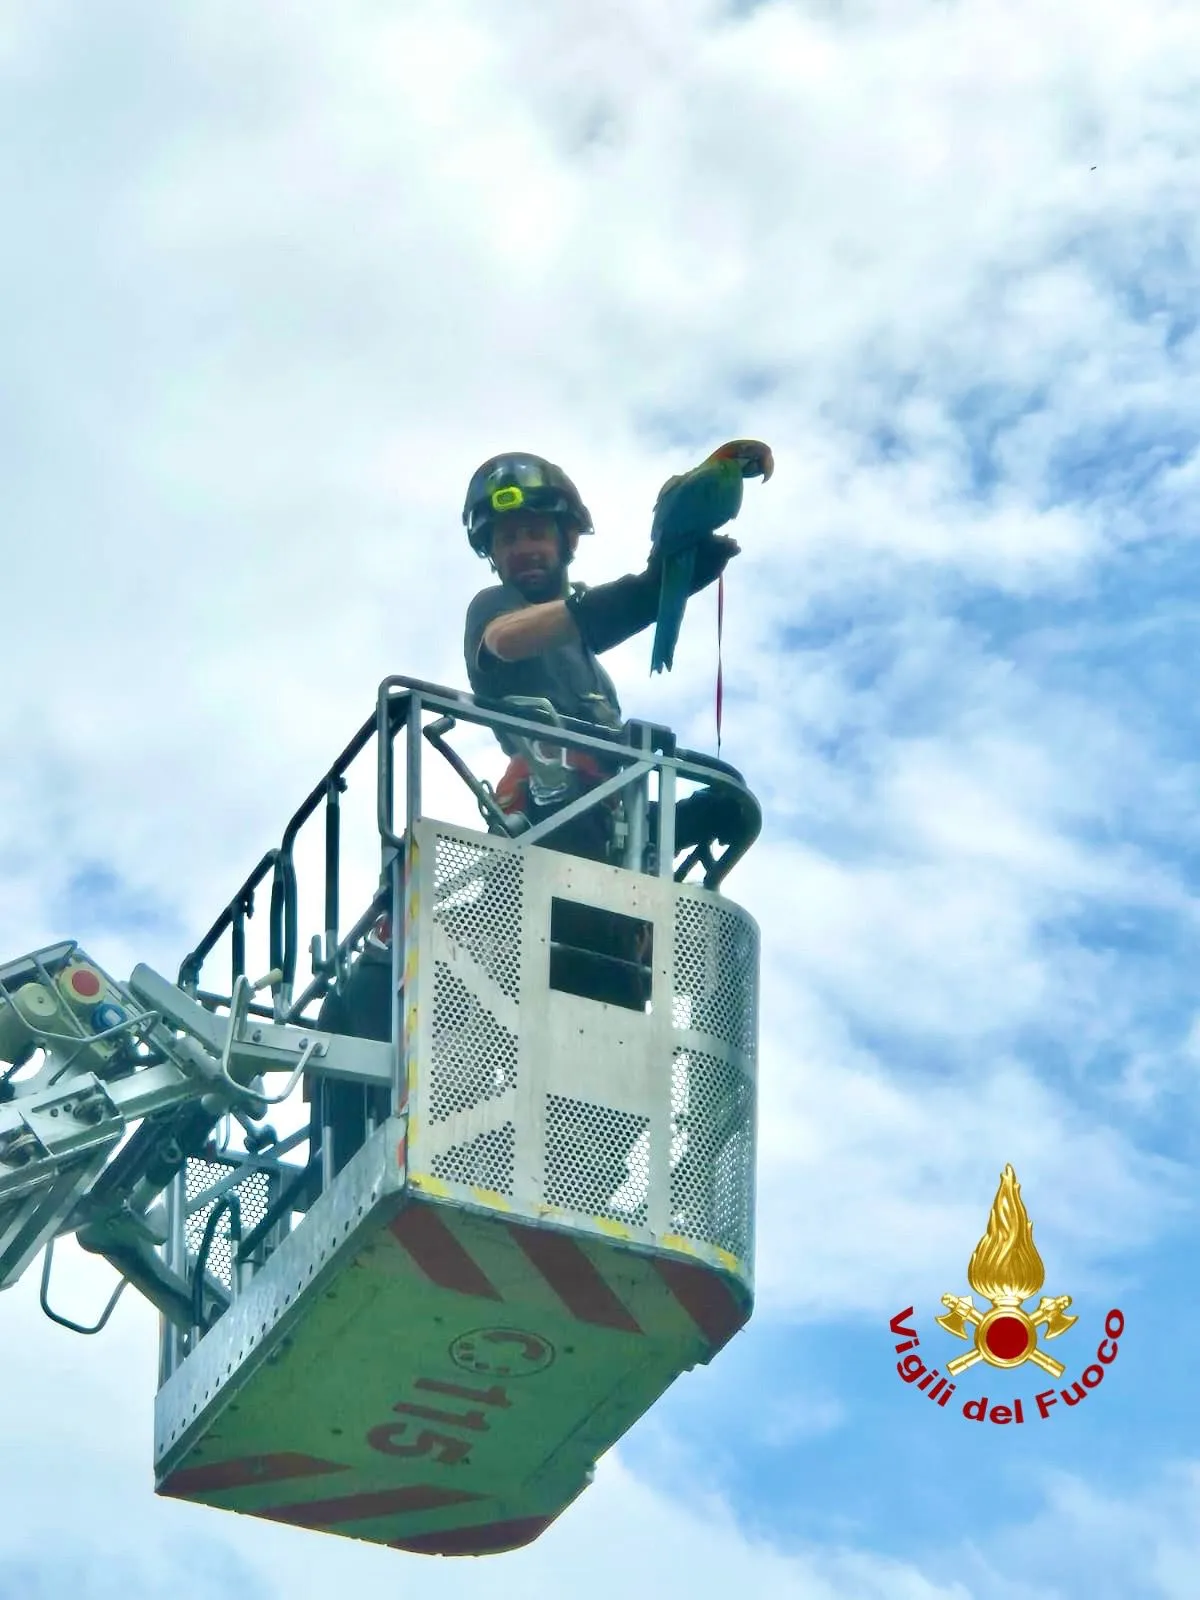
[0, 948, 393, 1309]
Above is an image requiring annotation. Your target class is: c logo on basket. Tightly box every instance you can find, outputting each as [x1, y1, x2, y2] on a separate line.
[450, 1327, 556, 1378]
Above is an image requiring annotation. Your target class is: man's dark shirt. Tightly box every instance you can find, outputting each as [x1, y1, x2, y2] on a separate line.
[464, 581, 622, 757]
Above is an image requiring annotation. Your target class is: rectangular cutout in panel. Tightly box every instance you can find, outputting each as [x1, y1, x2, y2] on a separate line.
[548, 897, 652, 1012]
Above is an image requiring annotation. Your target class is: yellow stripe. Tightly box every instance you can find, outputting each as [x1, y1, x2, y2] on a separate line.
[409, 1173, 451, 1199]
[661, 1232, 696, 1254]
[593, 1216, 632, 1240]
[661, 1233, 744, 1277]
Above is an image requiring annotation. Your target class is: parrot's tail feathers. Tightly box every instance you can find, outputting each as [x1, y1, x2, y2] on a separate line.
[649, 622, 674, 674]
[649, 544, 694, 675]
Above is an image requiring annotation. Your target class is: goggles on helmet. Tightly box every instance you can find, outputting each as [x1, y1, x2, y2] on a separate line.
[482, 459, 562, 513]
[489, 483, 570, 517]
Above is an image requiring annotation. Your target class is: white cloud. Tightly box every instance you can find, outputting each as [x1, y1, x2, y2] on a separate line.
[2, 0, 1200, 1591]
[956, 1461, 1200, 1600]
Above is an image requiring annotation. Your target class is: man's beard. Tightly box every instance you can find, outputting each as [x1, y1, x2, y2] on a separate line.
[508, 562, 565, 602]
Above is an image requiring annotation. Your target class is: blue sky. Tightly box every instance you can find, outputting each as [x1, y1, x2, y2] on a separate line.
[3, 1, 1200, 1596]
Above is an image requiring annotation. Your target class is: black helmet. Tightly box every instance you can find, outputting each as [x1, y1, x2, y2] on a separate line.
[462, 453, 594, 558]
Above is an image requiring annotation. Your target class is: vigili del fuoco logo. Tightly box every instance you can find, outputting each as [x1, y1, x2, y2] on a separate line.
[889, 1164, 1125, 1424]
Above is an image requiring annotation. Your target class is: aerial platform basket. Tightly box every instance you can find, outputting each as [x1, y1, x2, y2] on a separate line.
[0, 677, 761, 1558]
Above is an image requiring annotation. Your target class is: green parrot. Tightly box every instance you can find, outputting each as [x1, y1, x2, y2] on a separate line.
[648, 438, 774, 674]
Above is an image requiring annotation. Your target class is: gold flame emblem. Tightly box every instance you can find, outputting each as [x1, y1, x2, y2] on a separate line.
[936, 1164, 1077, 1378]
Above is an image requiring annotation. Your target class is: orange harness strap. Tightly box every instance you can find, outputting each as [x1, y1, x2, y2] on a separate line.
[495, 750, 619, 816]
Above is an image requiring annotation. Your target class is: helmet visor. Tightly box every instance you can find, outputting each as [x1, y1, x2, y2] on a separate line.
[482, 460, 563, 517]
[490, 484, 568, 514]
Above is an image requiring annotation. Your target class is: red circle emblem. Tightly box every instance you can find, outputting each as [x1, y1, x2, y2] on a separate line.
[70, 969, 102, 998]
[983, 1313, 1031, 1362]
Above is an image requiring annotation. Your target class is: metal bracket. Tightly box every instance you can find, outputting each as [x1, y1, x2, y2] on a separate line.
[40, 1237, 129, 1335]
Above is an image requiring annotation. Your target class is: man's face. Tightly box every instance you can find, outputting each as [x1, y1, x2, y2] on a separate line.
[490, 511, 577, 601]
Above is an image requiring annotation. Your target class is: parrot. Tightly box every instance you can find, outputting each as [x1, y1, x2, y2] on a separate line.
[648, 438, 774, 674]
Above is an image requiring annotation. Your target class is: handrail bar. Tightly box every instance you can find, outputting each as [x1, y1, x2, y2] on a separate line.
[179, 674, 761, 1022]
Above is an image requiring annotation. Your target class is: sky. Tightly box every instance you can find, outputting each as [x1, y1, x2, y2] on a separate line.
[2, 0, 1200, 1595]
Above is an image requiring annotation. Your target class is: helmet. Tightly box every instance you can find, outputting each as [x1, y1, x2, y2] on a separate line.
[462, 453, 594, 559]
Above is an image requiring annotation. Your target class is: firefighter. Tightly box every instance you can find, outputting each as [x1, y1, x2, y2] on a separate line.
[462, 451, 736, 862]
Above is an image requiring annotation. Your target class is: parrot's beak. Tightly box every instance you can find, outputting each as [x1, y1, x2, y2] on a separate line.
[741, 447, 773, 481]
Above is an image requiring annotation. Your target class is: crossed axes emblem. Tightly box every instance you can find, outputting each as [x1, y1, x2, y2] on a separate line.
[936, 1293, 1077, 1378]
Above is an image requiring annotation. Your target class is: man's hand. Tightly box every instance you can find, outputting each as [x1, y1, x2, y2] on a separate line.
[647, 532, 740, 588]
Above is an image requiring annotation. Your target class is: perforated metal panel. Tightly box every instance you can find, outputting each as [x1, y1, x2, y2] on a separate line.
[672, 898, 758, 1059]
[184, 1159, 273, 1294]
[432, 835, 523, 999]
[430, 1121, 516, 1194]
[421, 830, 524, 1196]
[545, 1094, 650, 1225]
[430, 962, 518, 1122]
[669, 1048, 754, 1260]
[410, 820, 758, 1278]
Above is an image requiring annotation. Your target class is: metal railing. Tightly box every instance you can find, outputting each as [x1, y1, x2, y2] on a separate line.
[178, 675, 762, 1025]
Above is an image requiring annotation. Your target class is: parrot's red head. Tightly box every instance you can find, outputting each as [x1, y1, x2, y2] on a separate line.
[709, 439, 774, 481]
